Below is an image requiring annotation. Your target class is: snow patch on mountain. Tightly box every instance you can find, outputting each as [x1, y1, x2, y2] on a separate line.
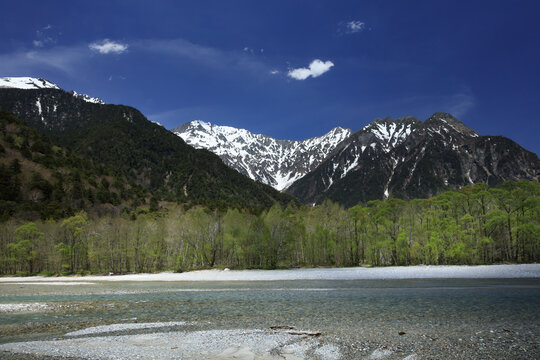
[35, 98, 45, 124]
[364, 118, 416, 152]
[173, 121, 353, 191]
[70, 91, 105, 104]
[0, 77, 59, 90]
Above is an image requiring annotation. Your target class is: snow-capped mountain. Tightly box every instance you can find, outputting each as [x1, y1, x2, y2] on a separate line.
[0, 77, 59, 90]
[286, 113, 539, 206]
[173, 121, 352, 190]
[0, 77, 110, 131]
[0, 77, 104, 104]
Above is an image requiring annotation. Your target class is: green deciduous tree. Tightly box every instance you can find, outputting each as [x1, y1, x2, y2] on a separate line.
[9, 222, 43, 274]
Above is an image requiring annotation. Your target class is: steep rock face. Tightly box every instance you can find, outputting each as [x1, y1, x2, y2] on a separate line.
[286, 113, 539, 207]
[0, 78, 293, 209]
[173, 121, 352, 190]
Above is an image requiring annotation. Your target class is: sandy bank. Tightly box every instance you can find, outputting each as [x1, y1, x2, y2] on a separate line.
[0, 264, 538, 283]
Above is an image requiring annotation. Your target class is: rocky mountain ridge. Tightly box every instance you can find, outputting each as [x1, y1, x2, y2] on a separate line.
[286, 113, 539, 206]
[173, 121, 352, 190]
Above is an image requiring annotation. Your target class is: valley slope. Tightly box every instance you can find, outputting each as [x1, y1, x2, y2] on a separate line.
[0, 77, 293, 211]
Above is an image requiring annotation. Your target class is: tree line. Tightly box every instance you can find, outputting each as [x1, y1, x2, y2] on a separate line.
[0, 180, 538, 275]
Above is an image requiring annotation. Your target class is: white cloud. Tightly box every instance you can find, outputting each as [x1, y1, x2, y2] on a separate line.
[288, 59, 334, 80]
[89, 39, 128, 54]
[270, 70, 279, 75]
[33, 40, 44, 47]
[347, 20, 365, 33]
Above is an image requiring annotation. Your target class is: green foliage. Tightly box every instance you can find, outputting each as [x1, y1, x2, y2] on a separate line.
[8, 222, 43, 274]
[58, 212, 88, 273]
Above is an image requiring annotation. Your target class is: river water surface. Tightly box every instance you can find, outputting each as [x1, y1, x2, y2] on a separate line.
[0, 269, 539, 359]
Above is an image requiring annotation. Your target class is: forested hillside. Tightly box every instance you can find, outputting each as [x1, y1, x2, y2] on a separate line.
[0, 111, 148, 220]
[0, 88, 294, 211]
[1, 180, 537, 275]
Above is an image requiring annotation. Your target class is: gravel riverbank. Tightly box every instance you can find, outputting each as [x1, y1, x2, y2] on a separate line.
[1, 264, 539, 283]
[0, 322, 537, 359]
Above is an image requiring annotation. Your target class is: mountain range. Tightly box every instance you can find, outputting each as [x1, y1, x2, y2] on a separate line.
[287, 113, 539, 206]
[175, 114, 539, 207]
[0, 77, 292, 213]
[1, 77, 538, 211]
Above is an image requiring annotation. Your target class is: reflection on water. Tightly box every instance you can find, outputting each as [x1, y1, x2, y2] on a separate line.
[1, 279, 539, 348]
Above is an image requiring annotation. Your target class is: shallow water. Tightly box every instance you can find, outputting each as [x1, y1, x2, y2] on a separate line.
[1, 278, 539, 358]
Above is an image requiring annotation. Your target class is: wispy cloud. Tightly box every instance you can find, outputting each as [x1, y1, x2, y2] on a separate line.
[446, 92, 475, 117]
[0, 37, 276, 82]
[89, 39, 128, 54]
[397, 88, 476, 118]
[288, 59, 334, 80]
[133, 39, 270, 75]
[33, 24, 57, 48]
[243, 47, 264, 54]
[0, 46, 90, 76]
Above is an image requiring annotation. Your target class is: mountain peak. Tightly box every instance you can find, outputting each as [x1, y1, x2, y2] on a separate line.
[191, 119, 212, 128]
[0, 77, 59, 90]
[425, 112, 478, 137]
[1, 76, 105, 104]
[371, 116, 420, 125]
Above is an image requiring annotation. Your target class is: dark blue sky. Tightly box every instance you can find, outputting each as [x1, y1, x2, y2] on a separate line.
[1, 1, 539, 154]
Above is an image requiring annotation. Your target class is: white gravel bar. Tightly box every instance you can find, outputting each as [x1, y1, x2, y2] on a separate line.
[0, 303, 50, 313]
[0, 329, 343, 360]
[0, 264, 538, 282]
[65, 322, 188, 336]
[2, 281, 96, 285]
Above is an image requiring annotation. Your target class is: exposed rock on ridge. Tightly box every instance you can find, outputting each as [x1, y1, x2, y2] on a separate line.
[286, 113, 539, 206]
[173, 121, 352, 190]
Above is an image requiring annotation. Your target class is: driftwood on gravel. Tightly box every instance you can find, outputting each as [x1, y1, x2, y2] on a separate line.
[288, 330, 322, 337]
[270, 325, 296, 330]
